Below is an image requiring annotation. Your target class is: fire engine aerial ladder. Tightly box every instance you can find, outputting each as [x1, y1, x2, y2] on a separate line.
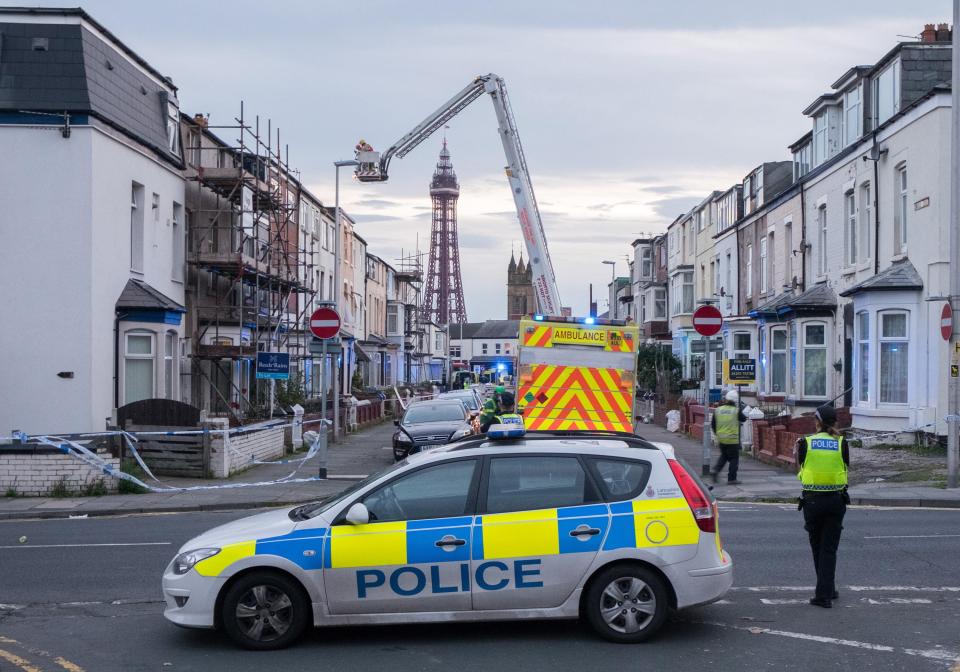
[355, 73, 562, 316]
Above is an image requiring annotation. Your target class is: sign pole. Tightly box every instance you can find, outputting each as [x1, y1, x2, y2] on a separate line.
[319, 338, 328, 479]
[949, 0, 960, 489]
[702, 336, 711, 476]
[737, 383, 743, 450]
[269, 379, 275, 419]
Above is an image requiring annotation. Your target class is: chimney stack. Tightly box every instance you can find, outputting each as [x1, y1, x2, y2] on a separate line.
[921, 23, 937, 43]
[936, 22, 952, 42]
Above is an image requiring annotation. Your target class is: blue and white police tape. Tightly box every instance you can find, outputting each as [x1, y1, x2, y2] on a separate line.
[34, 434, 328, 493]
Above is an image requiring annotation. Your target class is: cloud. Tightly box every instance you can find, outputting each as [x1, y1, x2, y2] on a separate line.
[355, 198, 403, 209]
[648, 196, 704, 219]
[643, 185, 685, 194]
[352, 214, 404, 223]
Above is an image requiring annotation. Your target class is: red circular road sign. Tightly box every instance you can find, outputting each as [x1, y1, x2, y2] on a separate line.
[692, 305, 723, 337]
[309, 306, 341, 339]
[941, 303, 953, 341]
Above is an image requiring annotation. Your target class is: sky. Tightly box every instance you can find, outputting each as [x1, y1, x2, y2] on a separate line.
[46, 0, 952, 319]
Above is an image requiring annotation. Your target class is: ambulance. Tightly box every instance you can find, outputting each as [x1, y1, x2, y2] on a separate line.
[517, 315, 640, 432]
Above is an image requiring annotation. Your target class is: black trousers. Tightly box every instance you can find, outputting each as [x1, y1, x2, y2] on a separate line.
[802, 491, 846, 600]
[713, 443, 740, 481]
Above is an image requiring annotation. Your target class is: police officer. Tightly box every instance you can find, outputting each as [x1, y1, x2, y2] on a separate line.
[479, 385, 505, 429]
[481, 391, 522, 433]
[711, 390, 746, 485]
[796, 405, 850, 609]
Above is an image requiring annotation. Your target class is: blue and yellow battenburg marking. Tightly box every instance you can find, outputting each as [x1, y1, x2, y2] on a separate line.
[193, 499, 704, 577]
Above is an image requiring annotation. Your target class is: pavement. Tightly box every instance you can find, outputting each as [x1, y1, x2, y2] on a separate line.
[1, 503, 958, 671]
[2, 419, 959, 521]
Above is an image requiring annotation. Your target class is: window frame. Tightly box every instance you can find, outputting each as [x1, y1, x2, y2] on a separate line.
[745, 243, 753, 297]
[897, 164, 908, 253]
[844, 190, 857, 267]
[123, 329, 155, 405]
[878, 310, 909, 405]
[759, 237, 768, 294]
[769, 327, 788, 394]
[164, 330, 177, 401]
[640, 247, 653, 279]
[859, 182, 872, 264]
[817, 204, 828, 276]
[856, 311, 870, 403]
[653, 287, 667, 320]
[801, 321, 828, 399]
[130, 183, 144, 273]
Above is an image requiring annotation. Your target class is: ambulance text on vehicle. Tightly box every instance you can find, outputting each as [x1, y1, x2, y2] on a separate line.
[517, 315, 640, 432]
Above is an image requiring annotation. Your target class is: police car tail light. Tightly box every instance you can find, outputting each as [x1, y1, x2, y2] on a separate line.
[668, 459, 716, 533]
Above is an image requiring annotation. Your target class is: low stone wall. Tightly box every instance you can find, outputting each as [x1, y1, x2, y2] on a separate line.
[208, 424, 285, 478]
[0, 447, 120, 496]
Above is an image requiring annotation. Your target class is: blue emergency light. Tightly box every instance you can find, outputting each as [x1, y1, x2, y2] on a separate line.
[583, 316, 596, 325]
[533, 314, 545, 321]
[487, 420, 526, 440]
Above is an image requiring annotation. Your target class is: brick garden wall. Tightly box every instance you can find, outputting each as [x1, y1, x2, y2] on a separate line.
[0, 448, 120, 496]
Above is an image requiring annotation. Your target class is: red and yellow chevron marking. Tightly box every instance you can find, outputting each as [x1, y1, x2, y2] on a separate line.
[519, 364, 634, 432]
[522, 325, 554, 348]
[520, 322, 639, 353]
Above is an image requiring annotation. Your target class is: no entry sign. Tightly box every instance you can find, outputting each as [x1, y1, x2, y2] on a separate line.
[942, 303, 953, 342]
[693, 305, 723, 337]
[310, 306, 341, 340]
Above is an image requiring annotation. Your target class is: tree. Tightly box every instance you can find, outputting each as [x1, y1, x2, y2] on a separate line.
[636, 344, 682, 395]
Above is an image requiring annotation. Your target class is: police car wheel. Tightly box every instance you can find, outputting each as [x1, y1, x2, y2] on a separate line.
[585, 565, 668, 643]
[221, 571, 310, 650]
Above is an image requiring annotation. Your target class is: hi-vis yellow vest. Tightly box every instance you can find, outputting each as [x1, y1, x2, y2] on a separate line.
[714, 405, 739, 444]
[798, 432, 848, 491]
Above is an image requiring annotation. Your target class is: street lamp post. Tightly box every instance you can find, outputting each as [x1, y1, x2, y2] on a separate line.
[602, 260, 616, 317]
[948, 0, 959, 488]
[332, 159, 358, 444]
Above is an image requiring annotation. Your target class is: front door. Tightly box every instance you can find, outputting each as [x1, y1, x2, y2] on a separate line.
[473, 455, 607, 611]
[324, 458, 479, 615]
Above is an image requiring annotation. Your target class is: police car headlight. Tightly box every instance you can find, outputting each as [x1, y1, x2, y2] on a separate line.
[172, 548, 220, 575]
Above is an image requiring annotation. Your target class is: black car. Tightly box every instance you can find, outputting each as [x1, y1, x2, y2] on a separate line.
[392, 400, 474, 461]
[437, 389, 483, 417]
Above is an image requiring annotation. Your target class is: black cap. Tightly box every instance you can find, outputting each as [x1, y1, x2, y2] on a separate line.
[499, 392, 515, 407]
[815, 405, 837, 426]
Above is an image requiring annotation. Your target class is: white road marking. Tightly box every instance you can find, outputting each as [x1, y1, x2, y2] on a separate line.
[733, 585, 960, 593]
[760, 598, 810, 605]
[0, 542, 171, 549]
[0, 604, 25, 610]
[691, 620, 960, 665]
[862, 598, 932, 605]
[864, 534, 960, 540]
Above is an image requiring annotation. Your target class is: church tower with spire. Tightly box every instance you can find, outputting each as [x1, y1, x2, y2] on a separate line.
[507, 249, 534, 319]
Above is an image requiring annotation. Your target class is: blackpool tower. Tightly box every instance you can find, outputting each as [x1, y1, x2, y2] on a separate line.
[420, 140, 467, 325]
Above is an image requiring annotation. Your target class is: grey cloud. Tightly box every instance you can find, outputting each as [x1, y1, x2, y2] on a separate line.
[649, 196, 703, 219]
[353, 214, 404, 223]
[355, 198, 403, 209]
[644, 185, 684, 195]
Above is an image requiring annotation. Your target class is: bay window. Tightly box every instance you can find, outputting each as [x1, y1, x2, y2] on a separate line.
[641, 247, 652, 279]
[857, 312, 869, 403]
[802, 322, 827, 397]
[770, 327, 787, 393]
[124, 331, 154, 404]
[879, 311, 908, 404]
[682, 272, 693, 313]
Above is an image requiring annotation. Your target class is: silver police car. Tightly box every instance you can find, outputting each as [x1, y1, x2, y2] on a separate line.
[162, 428, 732, 649]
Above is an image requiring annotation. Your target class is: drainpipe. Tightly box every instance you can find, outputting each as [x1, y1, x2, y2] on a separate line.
[114, 313, 120, 409]
[799, 181, 807, 292]
[872, 131, 881, 275]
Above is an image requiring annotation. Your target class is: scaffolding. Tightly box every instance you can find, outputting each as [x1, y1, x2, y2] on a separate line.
[182, 105, 314, 419]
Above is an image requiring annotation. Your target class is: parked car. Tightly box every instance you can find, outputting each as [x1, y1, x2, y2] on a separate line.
[391, 400, 474, 461]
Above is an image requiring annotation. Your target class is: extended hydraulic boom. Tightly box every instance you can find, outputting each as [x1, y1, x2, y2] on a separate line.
[355, 74, 562, 315]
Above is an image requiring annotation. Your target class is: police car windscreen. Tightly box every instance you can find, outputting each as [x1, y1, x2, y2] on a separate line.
[404, 404, 465, 423]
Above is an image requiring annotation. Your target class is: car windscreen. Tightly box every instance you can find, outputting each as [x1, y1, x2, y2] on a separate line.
[442, 393, 478, 411]
[403, 404, 464, 424]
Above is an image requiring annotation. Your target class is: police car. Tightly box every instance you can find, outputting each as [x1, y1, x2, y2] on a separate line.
[162, 426, 732, 649]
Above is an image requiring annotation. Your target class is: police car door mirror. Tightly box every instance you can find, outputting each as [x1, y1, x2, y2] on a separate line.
[345, 502, 370, 526]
